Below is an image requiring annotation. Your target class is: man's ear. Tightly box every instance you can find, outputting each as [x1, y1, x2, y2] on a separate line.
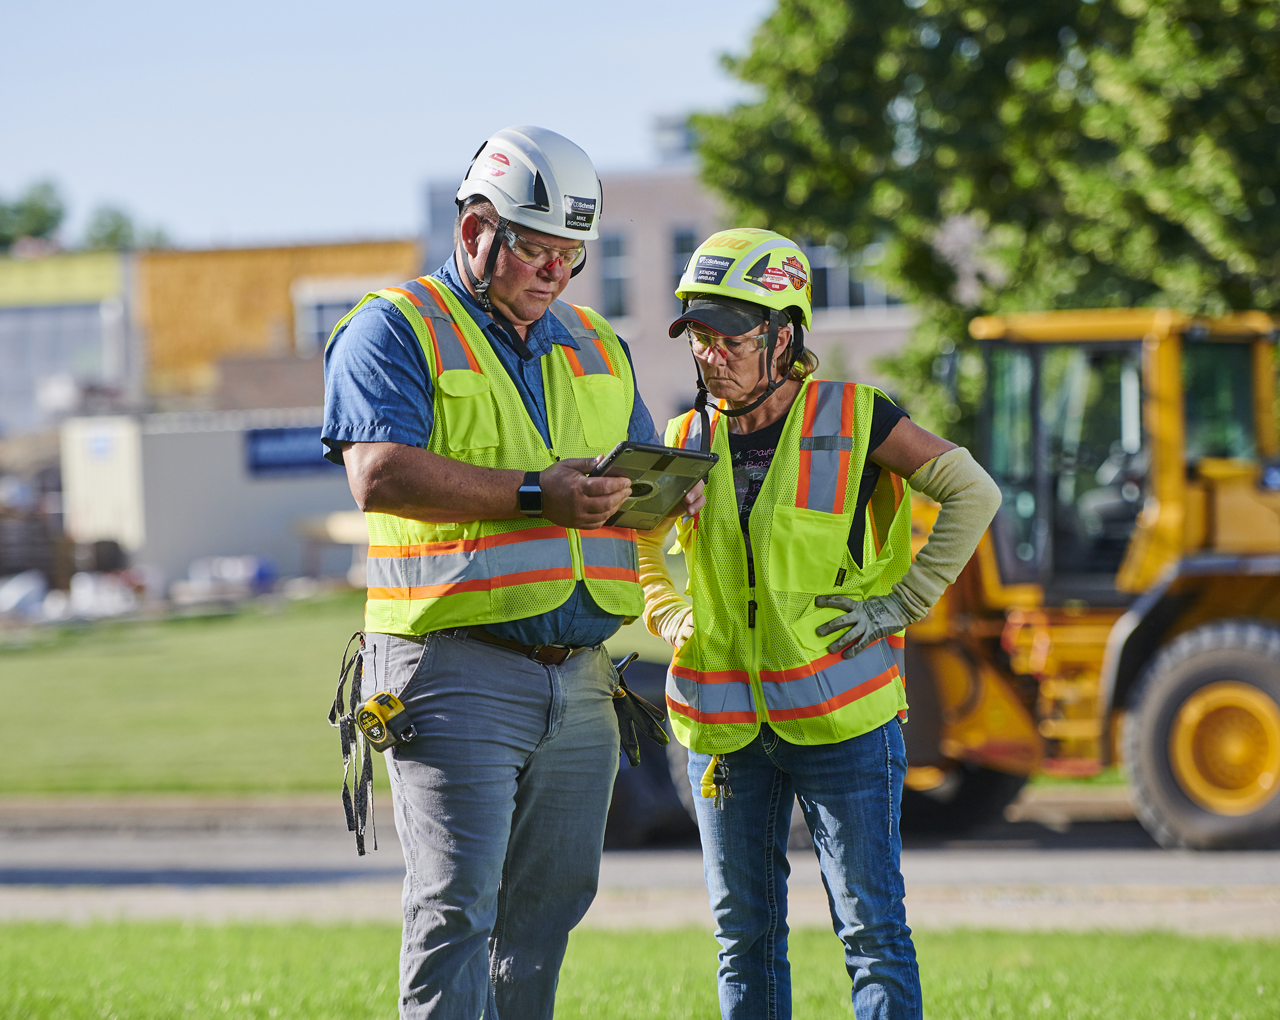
[460, 213, 484, 258]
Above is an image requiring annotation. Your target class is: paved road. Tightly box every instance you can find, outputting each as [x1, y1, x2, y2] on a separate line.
[1, 795, 1277, 933]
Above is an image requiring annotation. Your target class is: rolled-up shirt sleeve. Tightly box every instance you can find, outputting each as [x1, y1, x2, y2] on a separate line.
[322, 298, 435, 465]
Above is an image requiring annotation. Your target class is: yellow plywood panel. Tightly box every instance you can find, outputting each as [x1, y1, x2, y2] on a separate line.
[137, 240, 420, 395]
[0, 251, 123, 307]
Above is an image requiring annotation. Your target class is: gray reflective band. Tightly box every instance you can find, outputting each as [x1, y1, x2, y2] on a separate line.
[799, 435, 853, 452]
[549, 300, 599, 343]
[802, 381, 851, 513]
[665, 672, 756, 716]
[412, 280, 475, 374]
[760, 638, 898, 714]
[367, 532, 573, 590]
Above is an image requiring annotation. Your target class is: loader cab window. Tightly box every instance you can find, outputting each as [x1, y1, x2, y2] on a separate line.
[985, 342, 1147, 596]
[987, 346, 1041, 583]
[1183, 340, 1255, 463]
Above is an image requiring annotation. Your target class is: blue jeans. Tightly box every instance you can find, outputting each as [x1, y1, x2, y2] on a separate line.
[688, 721, 921, 1020]
[362, 630, 621, 1020]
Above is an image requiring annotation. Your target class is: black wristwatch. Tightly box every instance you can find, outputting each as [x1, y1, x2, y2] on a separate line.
[518, 471, 543, 518]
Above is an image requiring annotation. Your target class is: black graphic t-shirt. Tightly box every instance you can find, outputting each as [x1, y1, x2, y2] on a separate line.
[726, 393, 909, 569]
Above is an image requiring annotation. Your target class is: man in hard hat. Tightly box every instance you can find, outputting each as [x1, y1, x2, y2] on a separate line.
[322, 126, 684, 1019]
[640, 228, 1001, 1019]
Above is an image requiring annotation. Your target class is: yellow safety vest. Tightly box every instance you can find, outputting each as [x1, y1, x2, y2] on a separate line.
[327, 275, 643, 637]
[664, 380, 913, 755]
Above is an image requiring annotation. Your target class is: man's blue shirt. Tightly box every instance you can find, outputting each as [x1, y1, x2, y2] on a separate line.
[322, 256, 659, 647]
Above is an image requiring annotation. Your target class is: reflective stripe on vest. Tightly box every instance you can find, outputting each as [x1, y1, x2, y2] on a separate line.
[797, 381, 856, 514]
[579, 526, 641, 583]
[663, 380, 912, 752]
[365, 526, 575, 601]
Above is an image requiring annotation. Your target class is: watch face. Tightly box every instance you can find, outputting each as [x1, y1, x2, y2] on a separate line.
[519, 473, 542, 515]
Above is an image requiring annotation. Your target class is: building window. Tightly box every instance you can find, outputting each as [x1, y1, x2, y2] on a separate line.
[673, 229, 698, 312]
[601, 233, 628, 318]
[291, 275, 401, 356]
[804, 243, 902, 310]
[297, 300, 358, 356]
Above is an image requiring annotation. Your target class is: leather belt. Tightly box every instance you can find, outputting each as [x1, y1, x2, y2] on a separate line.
[467, 626, 586, 666]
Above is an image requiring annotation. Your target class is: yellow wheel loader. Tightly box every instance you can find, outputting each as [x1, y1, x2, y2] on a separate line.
[903, 309, 1280, 849]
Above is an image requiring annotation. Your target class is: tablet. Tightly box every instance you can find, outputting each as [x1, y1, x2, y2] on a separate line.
[590, 441, 719, 530]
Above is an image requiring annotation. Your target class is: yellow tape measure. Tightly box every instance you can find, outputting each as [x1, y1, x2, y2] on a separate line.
[355, 692, 417, 752]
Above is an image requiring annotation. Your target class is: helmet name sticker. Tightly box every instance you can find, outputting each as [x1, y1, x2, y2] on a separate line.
[483, 152, 510, 177]
[565, 195, 597, 231]
[693, 254, 734, 285]
[782, 255, 808, 290]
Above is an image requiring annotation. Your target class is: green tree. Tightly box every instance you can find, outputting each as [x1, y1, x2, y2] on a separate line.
[695, 0, 1280, 437]
[84, 204, 171, 251]
[0, 181, 65, 252]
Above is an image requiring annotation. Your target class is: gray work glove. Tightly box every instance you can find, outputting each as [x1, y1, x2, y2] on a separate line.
[813, 593, 913, 658]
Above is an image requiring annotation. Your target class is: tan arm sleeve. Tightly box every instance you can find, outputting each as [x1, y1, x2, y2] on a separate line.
[638, 518, 694, 649]
[892, 446, 1002, 620]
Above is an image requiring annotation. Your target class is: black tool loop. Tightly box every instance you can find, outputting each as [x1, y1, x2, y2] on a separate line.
[329, 631, 377, 856]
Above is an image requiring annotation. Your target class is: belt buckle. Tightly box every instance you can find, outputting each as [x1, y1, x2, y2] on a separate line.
[531, 644, 571, 665]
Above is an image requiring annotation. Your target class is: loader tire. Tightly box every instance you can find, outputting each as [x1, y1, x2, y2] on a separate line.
[1125, 621, 1280, 850]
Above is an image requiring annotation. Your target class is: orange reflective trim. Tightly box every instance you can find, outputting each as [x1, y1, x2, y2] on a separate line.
[666, 695, 757, 726]
[766, 667, 896, 722]
[758, 635, 900, 683]
[562, 345, 588, 377]
[796, 383, 820, 508]
[367, 566, 575, 601]
[490, 566, 575, 589]
[367, 579, 489, 600]
[595, 526, 637, 541]
[670, 663, 753, 685]
[571, 303, 595, 331]
[832, 384, 856, 512]
[419, 277, 481, 372]
[590, 337, 615, 374]
[384, 286, 422, 307]
[368, 527, 570, 559]
[676, 411, 695, 448]
[583, 565, 639, 583]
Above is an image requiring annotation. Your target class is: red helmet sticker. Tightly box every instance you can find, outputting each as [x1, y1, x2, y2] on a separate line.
[782, 255, 808, 290]
[483, 152, 511, 177]
[760, 267, 790, 292]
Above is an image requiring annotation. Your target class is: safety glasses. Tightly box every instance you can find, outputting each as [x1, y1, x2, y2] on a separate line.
[686, 325, 769, 360]
[480, 218, 585, 270]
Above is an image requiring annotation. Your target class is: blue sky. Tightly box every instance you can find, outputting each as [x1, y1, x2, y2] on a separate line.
[1, 0, 775, 248]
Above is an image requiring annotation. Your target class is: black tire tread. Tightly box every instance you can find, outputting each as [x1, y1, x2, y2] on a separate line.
[1124, 619, 1280, 850]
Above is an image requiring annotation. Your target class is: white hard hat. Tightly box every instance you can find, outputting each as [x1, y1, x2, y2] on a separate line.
[456, 126, 602, 241]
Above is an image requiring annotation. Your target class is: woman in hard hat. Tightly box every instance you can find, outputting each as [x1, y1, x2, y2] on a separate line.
[639, 228, 1001, 1019]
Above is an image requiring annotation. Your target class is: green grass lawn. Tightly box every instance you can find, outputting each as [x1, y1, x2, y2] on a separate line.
[0, 588, 673, 794]
[0, 924, 1275, 1019]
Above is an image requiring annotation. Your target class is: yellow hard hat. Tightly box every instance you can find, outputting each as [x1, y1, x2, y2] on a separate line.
[671, 227, 813, 334]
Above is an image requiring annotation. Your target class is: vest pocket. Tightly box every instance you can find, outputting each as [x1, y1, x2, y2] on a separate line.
[438, 370, 499, 451]
[768, 504, 849, 592]
[571, 374, 627, 448]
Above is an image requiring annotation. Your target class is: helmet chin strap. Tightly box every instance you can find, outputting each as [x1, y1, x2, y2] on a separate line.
[460, 215, 508, 314]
